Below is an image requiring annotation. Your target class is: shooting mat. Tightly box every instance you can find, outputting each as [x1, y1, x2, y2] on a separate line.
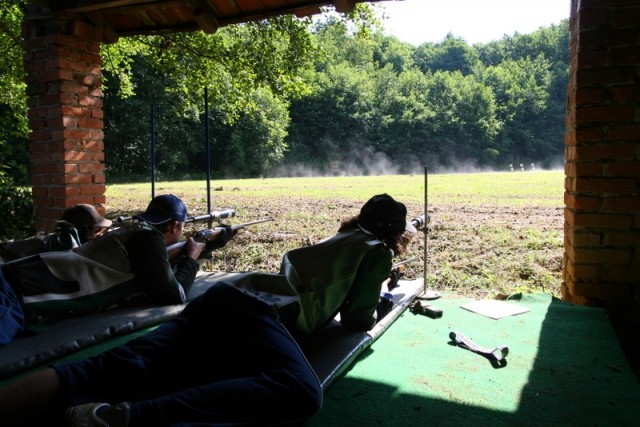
[0, 272, 424, 389]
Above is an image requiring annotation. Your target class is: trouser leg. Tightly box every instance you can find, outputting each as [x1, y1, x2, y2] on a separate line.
[131, 311, 321, 426]
[0, 270, 25, 345]
[55, 283, 322, 426]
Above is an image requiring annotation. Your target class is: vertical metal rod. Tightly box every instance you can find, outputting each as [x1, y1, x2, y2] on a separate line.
[204, 87, 212, 228]
[150, 103, 156, 199]
[424, 165, 428, 294]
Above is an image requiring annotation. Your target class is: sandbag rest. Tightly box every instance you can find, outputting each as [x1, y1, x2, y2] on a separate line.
[0, 272, 424, 388]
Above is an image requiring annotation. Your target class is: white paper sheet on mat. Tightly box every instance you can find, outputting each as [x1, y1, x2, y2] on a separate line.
[460, 299, 530, 319]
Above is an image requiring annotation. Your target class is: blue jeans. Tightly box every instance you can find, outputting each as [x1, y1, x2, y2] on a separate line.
[54, 282, 323, 426]
[0, 268, 25, 346]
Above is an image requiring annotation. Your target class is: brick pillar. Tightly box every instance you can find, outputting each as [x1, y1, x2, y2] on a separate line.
[563, 0, 640, 313]
[22, 14, 106, 233]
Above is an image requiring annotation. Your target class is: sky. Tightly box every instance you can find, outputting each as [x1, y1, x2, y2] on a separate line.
[379, 0, 571, 45]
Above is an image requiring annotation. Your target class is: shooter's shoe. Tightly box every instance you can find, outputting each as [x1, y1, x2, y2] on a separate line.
[64, 401, 130, 427]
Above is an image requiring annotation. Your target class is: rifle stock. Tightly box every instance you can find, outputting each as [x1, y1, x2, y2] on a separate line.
[387, 256, 419, 291]
[166, 217, 273, 260]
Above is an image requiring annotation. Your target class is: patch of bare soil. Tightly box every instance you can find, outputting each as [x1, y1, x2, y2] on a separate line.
[414, 203, 565, 297]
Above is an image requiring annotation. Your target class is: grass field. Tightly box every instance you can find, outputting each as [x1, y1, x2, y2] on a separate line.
[104, 169, 566, 298]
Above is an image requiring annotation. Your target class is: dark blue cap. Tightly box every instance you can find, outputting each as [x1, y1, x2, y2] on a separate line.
[136, 194, 187, 224]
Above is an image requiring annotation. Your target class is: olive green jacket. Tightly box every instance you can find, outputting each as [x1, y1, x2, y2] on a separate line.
[227, 228, 393, 336]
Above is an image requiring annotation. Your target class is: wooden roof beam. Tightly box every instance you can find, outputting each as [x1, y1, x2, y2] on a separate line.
[31, 0, 161, 14]
[193, 2, 219, 34]
[334, 0, 357, 13]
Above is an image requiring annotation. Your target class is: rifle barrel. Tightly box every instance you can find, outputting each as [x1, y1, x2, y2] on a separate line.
[393, 256, 418, 269]
[166, 217, 274, 258]
[230, 218, 274, 230]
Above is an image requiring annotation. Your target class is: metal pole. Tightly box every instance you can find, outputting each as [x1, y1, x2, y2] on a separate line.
[424, 165, 428, 294]
[150, 103, 156, 199]
[204, 88, 212, 228]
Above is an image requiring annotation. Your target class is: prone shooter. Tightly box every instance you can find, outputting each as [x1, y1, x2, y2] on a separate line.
[385, 213, 429, 291]
[119, 207, 274, 262]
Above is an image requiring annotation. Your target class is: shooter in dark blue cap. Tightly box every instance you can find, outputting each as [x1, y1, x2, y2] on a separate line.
[136, 194, 188, 224]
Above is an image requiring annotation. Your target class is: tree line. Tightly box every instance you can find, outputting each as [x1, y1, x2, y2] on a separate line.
[1, 3, 568, 186]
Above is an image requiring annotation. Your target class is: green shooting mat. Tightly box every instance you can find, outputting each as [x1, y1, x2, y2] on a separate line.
[308, 293, 640, 426]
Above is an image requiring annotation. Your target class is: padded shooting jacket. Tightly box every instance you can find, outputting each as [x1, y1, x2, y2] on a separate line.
[226, 227, 393, 336]
[1, 221, 199, 324]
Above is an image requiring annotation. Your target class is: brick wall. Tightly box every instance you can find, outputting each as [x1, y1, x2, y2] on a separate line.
[22, 16, 106, 232]
[563, 0, 640, 313]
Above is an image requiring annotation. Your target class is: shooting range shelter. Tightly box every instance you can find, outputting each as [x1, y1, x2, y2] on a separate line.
[20, 0, 640, 321]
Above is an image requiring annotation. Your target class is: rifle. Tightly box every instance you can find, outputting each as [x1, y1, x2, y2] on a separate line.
[410, 214, 430, 230]
[117, 209, 236, 224]
[393, 256, 418, 270]
[166, 217, 273, 260]
[387, 256, 419, 291]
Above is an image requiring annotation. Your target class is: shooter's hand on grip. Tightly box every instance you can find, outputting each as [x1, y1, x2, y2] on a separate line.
[203, 225, 237, 251]
[167, 218, 273, 261]
[386, 267, 403, 291]
[184, 237, 206, 261]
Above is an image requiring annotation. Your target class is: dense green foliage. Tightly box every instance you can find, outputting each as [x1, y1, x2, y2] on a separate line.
[287, 21, 568, 175]
[0, 177, 34, 238]
[0, 1, 28, 184]
[0, 2, 568, 185]
[0, 2, 32, 239]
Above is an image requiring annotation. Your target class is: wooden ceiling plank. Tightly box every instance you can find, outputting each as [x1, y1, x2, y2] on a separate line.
[295, 6, 323, 18]
[334, 0, 356, 13]
[209, 0, 242, 15]
[235, 0, 266, 14]
[260, 0, 289, 7]
[73, 1, 194, 16]
[194, 1, 220, 34]
[83, 10, 121, 43]
[34, 0, 161, 14]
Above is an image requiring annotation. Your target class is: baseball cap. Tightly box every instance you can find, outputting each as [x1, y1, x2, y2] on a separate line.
[136, 194, 188, 224]
[359, 194, 416, 233]
[61, 204, 112, 229]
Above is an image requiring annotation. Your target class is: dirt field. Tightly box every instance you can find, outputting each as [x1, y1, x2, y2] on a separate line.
[426, 204, 564, 293]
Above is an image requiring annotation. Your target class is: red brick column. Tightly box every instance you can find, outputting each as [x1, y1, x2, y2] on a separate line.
[22, 16, 106, 233]
[563, 0, 640, 312]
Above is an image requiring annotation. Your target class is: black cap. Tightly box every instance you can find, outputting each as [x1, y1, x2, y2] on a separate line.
[359, 194, 416, 233]
[136, 194, 187, 224]
[61, 204, 112, 229]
